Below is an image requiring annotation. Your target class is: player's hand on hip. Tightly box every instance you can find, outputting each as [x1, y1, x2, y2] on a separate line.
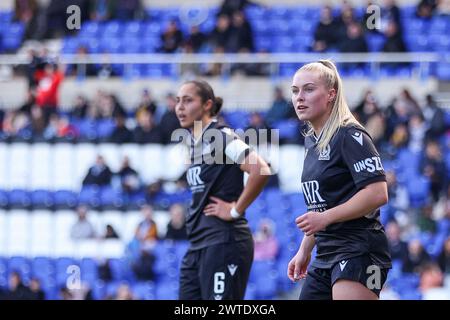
[287, 250, 311, 282]
[204, 196, 235, 221]
[295, 211, 330, 236]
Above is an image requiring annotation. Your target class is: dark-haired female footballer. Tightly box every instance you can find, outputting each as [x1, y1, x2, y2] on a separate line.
[175, 80, 271, 300]
[287, 60, 392, 300]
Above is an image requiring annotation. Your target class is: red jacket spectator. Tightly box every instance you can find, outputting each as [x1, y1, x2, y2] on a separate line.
[35, 63, 64, 108]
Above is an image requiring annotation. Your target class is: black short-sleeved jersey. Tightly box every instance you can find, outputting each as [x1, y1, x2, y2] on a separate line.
[301, 124, 392, 269]
[185, 120, 253, 250]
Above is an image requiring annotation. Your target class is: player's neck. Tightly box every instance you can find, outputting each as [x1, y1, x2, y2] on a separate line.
[192, 117, 214, 140]
[311, 112, 331, 137]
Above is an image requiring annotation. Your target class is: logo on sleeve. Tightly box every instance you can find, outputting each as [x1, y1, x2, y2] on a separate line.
[318, 144, 330, 161]
[339, 260, 348, 271]
[353, 157, 383, 173]
[351, 131, 363, 146]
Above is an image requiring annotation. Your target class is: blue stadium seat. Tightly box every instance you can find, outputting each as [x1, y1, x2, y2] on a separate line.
[78, 185, 101, 208]
[132, 281, 156, 300]
[31, 190, 54, 209]
[101, 21, 124, 38]
[406, 175, 430, 208]
[224, 111, 249, 129]
[32, 257, 54, 279]
[0, 189, 8, 207]
[76, 118, 98, 141]
[78, 21, 100, 38]
[8, 256, 31, 279]
[251, 261, 278, 299]
[435, 63, 450, 81]
[155, 280, 178, 299]
[53, 190, 78, 209]
[97, 119, 116, 139]
[99, 186, 124, 209]
[123, 21, 144, 37]
[8, 189, 31, 208]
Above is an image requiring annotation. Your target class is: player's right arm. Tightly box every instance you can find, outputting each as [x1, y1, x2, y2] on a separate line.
[287, 234, 315, 282]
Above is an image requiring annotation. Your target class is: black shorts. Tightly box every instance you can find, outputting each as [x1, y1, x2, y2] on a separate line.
[299, 255, 389, 300]
[179, 238, 254, 300]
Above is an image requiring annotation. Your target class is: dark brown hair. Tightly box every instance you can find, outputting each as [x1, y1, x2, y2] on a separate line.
[184, 80, 223, 116]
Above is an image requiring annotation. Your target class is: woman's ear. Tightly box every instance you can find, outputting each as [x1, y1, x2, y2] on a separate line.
[203, 99, 213, 114]
[328, 88, 337, 103]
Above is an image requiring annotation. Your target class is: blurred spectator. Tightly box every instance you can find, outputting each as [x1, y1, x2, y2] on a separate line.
[132, 250, 156, 281]
[29, 278, 45, 300]
[160, 93, 182, 144]
[103, 224, 119, 239]
[185, 25, 207, 53]
[383, 122, 409, 160]
[265, 87, 295, 127]
[402, 239, 431, 273]
[108, 114, 133, 143]
[437, 236, 450, 274]
[227, 11, 254, 52]
[19, 89, 36, 115]
[423, 94, 446, 141]
[160, 20, 183, 53]
[385, 170, 410, 222]
[68, 46, 98, 78]
[26, 49, 47, 89]
[35, 61, 64, 123]
[71, 95, 89, 119]
[408, 114, 427, 152]
[82, 155, 113, 186]
[14, 0, 38, 40]
[420, 140, 446, 202]
[230, 48, 268, 76]
[386, 220, 408, 261]
[98, 259, 113, 282]
[419, 262, 450, 299]
[209, 14, 232, 50]
[254, 218, 279, 261]
[133, 109, 163, 144]
[416, 0, 436, 19]
[59, 287, 73, 300]
[116, 156, 141, 194]
[136, 89, 158, 117]
[381, 0, 402, 27]
[165, 204, 187, 240]
[417, 203, 437, 233]
[4, 271, 32, 300]
[29, 105, 47, 140]
[400, 89, 422, 116]
[70, 205, 96, 240]
[313, 5, 340, 52]
[435, 0, 450, 15]
[382, 21, 407, 67]
[43, 113, 79, 141]
[89, 0, 116, 22]
[135, 204, 159, 246]
[245, 112, 271, 146]
[115, 0, 144, 21]
[90, 92, 126, 120]
[203, 46, 226, 76]
[112, 283, 135, 300]
[218, 0, 257, 17]
[339, 22, 368, 53]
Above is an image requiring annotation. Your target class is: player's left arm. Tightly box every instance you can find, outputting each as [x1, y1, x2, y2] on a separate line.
[297, 128, 388, 236]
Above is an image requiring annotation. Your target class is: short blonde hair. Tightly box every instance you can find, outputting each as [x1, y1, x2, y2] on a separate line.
[296, 59, 361, 153]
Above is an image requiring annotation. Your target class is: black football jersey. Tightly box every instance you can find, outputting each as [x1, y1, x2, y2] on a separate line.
[301, 124, 392, 269]
[184, 120, 253, 250]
